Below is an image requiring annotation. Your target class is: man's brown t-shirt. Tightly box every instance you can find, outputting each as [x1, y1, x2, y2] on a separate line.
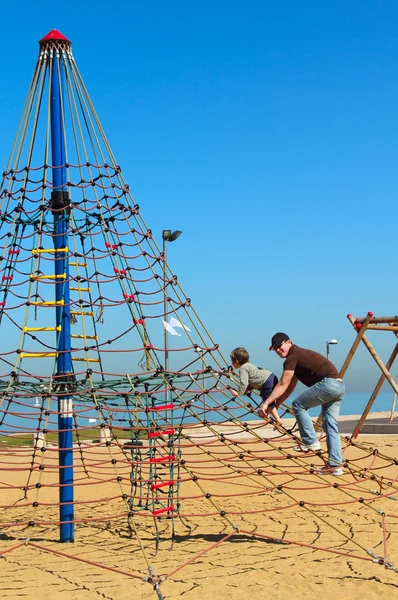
[283, 345, 340, 388]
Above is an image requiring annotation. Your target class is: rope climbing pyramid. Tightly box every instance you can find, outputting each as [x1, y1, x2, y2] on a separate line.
[1, 30, 398, 599]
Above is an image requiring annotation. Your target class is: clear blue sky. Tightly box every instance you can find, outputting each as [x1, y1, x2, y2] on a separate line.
[0, 1, 397, 391]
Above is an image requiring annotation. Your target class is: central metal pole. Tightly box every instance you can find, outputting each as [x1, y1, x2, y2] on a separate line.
[50, 47, 74, 542]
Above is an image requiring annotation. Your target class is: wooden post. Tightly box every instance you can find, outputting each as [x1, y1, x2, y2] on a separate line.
[354, 316, 398, 324]
[364, 325, 398, 332]
[340, 312, 374, 377]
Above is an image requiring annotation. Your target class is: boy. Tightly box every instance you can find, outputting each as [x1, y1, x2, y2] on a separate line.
[230, 347, 283, 426]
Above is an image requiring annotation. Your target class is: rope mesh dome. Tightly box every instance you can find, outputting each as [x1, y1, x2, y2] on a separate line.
[0, 30, 398, 597]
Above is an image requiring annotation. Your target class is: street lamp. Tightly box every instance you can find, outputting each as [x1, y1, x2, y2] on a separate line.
[196, 346, 207, 408]
[326, 339, 338, 360]
[162, 230, 182, 404]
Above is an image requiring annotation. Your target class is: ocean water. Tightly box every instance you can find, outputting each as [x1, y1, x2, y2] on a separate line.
[0, 391, 396, 436]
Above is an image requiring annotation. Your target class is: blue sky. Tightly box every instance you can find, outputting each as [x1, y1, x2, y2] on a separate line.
[0, 1, 397, 392]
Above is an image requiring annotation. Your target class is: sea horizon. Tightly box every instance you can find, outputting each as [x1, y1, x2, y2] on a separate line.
[289, 391, 396, 417]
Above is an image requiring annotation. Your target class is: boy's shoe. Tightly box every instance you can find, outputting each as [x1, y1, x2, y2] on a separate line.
[293, 441, 321, 453]
[316, 465, 344, 476]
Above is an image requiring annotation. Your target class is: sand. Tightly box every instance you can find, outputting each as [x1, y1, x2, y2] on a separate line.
[1, 423, 398, 600]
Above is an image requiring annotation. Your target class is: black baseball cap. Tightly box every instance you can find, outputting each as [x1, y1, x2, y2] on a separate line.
[269, 332, 290, 351]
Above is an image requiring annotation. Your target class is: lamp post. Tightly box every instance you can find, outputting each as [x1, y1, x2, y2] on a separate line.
[196, 346, 207, 411]
[162, 230, 182, 407]
[326, 339, 338, 360]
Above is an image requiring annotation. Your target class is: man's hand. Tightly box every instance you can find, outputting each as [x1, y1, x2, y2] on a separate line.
[230, 389, 239, 397]
[258, 400, 272, 417]
[257, 371, 297, 417]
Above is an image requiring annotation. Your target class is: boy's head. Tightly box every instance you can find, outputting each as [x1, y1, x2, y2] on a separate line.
[230, 347, 249, 368]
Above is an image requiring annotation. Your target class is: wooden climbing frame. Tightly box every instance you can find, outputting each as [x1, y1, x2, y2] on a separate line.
[342, 312, 398, 438]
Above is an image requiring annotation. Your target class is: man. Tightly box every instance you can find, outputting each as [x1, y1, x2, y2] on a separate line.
[258, 332, 345, 476]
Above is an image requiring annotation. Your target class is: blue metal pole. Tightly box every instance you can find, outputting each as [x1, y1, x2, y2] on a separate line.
[50, 48, 74, 542]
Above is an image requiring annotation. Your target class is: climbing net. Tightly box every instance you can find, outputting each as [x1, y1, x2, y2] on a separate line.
[1, 30, 398, 599]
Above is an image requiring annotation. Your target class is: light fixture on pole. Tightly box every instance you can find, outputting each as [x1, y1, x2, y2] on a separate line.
[195, 346, 207, 408]
[326, 339, 338, 360]
[162, 230, 182, 409]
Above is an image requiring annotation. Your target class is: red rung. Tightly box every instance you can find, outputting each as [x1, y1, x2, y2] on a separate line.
[0, 302, 5, 307]
[148, 403, 175, 411]
[133, 318, 144, 325]
[106, 242, 118, 249]
[8, 249, 20, 255]
[149, 454, 175, 464]
[152, 504, 175, 516]
[123, 292, 135, 300]
[2, 276, 13, 282]
[148, 428, 175, 438]
[114, 267, 127, 275]
[150, 479, 175, 491]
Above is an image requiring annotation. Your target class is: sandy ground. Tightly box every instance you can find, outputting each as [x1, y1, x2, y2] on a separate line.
[1, 422, 398, 600]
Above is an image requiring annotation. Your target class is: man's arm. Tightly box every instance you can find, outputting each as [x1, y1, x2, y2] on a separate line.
[275, 375, 298, 405]
[258, 370, 296, 417]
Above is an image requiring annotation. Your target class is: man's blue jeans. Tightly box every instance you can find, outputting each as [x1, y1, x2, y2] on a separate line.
[292, 378, 345, 466]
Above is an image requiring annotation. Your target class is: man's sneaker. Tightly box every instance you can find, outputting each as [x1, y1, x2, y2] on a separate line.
[316, 465, 344, 476]
[293, 441, 321, 453]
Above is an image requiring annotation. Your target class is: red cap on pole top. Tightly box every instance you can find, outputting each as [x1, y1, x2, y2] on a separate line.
[39, 29, 71, 46]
